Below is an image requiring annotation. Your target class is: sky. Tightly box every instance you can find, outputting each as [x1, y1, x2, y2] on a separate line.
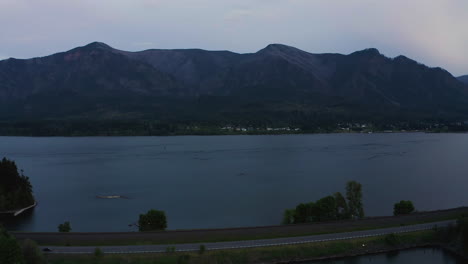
[0, 0, 467, 76]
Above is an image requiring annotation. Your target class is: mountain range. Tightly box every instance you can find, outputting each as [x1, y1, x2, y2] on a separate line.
[1, 42, 467, 128]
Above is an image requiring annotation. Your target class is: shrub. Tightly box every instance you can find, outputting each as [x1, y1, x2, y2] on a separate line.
[165, 246, 176, 253]
[22, 239, 44, 264]
[94, 247, 103, 258]
[139, 209, 167, 231]
[393, 200, 415, 216]
[177, 254, 190, 264]
[58, 221, 72, 232]
[385, 233, 400, 246]
[199, 244, 206, 255]
[0, 226, 24, 264]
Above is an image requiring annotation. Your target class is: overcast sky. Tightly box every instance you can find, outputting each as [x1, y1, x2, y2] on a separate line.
[0, 0, 467, 76]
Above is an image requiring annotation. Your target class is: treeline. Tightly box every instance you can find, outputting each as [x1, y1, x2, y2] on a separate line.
[0, 158, 35, 211]
[282, 181, 364, 224]
[0, 117, 467, 136]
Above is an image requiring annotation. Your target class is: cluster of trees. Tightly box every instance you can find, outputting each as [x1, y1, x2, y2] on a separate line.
[0, 226, 44, 264]
[0, 158, 35, 211]
[282, 181, 364, 224]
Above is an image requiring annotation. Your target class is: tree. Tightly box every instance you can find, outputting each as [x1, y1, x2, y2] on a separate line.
[94, 247, 103, 258]
[282, 209, 295, 225]
[0, 226, 24, 264]
[58, 221, 72, 232]
[293, 203, 308, 224]
[334, 192, 349, 219]
[198, 244, 206, 255]
[138, 209, 167, 231]
[393, 200, 415, 216]
[0, 158, 35, 211]
[316, 196, 337, 221]
[346, 181, 364, 219]
[21, 239, 44, 264]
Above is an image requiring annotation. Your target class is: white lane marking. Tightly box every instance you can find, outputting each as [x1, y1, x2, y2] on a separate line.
[44, 222, 449, 254]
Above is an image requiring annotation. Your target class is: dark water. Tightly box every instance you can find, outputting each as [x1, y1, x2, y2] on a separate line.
[1, 133, 468, 232]
[309, 248, 465, 264]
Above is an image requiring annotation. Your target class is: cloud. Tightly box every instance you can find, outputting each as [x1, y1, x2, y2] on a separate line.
[224, 8, 253, 22]
[0, 0, 466, 75]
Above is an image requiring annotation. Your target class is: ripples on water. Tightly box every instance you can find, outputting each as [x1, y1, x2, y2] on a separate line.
[1, 133, 468, 231]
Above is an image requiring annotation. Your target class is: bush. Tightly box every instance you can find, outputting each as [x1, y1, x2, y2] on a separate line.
[282, 209, 295, 225]
[177, 254, 190, 264]
[139, 209, 167, 231]
[165, 246, 176, 253]
[199, 244, 206, 255]
[385, 233, 400, 246]
[393, 200, 415, 216]
[22, 239, 44, 264]
[94, 247, 103, 257]
[0, 226, 24, 264]
[58, 221, 72, 232]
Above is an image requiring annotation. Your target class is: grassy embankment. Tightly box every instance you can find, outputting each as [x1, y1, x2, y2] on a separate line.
[15, 207, 468, 246]
[44, 230, 444, 264]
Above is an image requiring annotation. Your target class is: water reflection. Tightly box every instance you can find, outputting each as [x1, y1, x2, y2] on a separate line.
[309, 248, 465, 264]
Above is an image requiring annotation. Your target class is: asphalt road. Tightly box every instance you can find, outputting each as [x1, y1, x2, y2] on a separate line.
[40, 220, 455, 254]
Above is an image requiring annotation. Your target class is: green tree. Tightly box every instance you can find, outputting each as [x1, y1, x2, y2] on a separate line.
[0, 226, 24, 264]
[198, 244, 206, 255]
[94, 247, 103, 258]
[393, 200, 415, 216]
[346, 181, 364, 219]
[58, 221, 72, 232]
[316, 196, 337, 221]
[282, 209, 296, 225]
[0, 158, 35, 211]
[21, 239, 44, 264]
[334, 192, 349, 219]
[138, 209, 167, 231]
[294, 203, 309, 223]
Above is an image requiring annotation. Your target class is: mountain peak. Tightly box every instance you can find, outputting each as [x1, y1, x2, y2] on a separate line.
[82, 42, 113, 50]
[350, 48, 381, 57]
[259, 43, 298, 53]
[393, 55, 420, 65]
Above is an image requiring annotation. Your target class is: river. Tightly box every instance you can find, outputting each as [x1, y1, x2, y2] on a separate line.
[1, 133, 467, 231]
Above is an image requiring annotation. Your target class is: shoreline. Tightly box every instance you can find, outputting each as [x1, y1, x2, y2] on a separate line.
[43, 230, 468, 264]
[276, 244, 466, 264]
[0, 201, 37, 216]
[12, 207, 468, 246]
[0, 130, 465, 138]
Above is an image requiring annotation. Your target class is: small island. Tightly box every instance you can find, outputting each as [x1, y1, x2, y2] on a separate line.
[0, 158, 36, 215]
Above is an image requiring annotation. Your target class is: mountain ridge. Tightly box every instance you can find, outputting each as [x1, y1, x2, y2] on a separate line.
[459, 75, 468, 84]
[1, 42, 467, 125]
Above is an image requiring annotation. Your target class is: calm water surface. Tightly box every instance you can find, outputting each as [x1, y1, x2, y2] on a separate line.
[1, 133, 468, 231]
[309, 248, 464, 264]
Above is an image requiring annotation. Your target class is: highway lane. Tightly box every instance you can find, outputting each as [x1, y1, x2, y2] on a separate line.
[40, 220, 455, 254]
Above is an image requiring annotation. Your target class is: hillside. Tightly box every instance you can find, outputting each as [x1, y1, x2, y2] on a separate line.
[459, 75, 468, 84]
[1, 42, 468, 134]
